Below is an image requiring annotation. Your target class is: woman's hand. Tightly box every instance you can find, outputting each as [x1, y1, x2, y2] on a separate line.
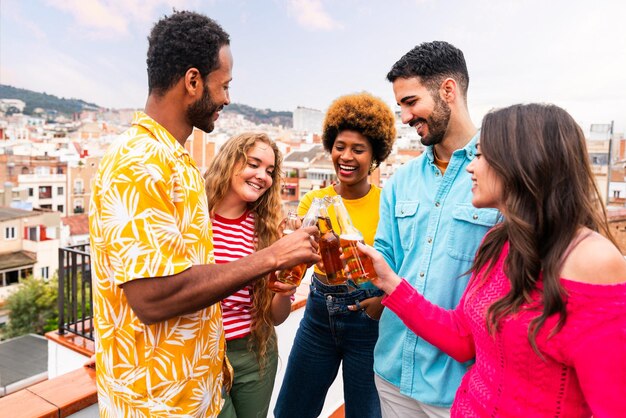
[270, 280, 298, 297]
[356, 242, 402, 295]
[348, 295, 384, 320]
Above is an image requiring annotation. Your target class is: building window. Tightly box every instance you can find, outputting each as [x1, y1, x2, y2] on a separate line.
[57, 205, 64, 213]
[57, 186, 64, 195]
[39, 185, 52, 199]
[41, 267, 49, 280]
[74, 180, 84, 194]
[5, 227, 16, 239]
[28, 187, 34, 197]
[26, 226, 39, 241]
[281, 185, 297, 198]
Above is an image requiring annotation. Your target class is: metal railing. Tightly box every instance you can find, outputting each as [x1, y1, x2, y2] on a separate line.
[58, 244, 93, 340]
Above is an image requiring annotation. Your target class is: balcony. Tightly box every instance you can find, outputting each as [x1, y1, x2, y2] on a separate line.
[0, 245, 345, 417]
[57, 244, 93, 341]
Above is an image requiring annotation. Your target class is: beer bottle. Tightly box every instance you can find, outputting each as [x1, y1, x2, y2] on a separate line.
[317, 199, 346, 285]
[269, 200, 321, 292]
[331, 195, 378, 285]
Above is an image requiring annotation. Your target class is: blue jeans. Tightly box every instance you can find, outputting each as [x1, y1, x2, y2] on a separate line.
[274, 275, 383, 418]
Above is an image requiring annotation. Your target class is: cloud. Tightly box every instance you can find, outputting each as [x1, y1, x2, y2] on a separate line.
[43, 0, 198, 38]
[2, 1, 48, 41]
[44, 0, 128, 37]
[287, 0, 343, 31]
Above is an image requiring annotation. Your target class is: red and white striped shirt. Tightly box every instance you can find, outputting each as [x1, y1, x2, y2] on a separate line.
[212, 211, 257, 341]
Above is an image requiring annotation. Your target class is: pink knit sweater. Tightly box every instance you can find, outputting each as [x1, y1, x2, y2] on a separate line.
[382, 243, 626, 417]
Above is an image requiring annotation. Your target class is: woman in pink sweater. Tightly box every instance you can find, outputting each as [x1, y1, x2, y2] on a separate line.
[360, 103, 626, 417]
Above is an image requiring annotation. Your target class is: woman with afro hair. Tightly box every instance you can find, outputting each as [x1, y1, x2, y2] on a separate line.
[274, 92, 396, 418]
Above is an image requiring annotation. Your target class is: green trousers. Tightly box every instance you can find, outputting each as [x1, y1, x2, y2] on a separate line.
[218, 335, 279, 418]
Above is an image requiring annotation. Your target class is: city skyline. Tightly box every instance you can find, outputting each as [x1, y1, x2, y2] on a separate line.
[1, 0, 625, 133]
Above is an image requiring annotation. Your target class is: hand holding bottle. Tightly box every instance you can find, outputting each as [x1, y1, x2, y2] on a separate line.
[352, 242, 402, 295]
[269, 207, 319, 292]
[331, 196, 378, 285]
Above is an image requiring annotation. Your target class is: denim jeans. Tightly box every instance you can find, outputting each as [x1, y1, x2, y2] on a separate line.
[274, 275, 383, 418]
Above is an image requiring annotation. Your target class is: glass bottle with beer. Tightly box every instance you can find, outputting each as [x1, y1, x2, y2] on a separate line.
[317, 198, 346, 285]
[331, 195, 378, 285]
[269, 201, 321, 292]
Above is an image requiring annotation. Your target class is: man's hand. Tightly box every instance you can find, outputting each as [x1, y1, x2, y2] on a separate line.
[269, 226, 320, 270]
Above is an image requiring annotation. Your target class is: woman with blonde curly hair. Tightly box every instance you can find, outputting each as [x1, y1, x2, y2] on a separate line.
[205, 132, 296, 418]
[275, 92, 396, 418]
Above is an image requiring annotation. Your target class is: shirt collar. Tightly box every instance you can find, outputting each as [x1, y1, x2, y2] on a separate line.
[425, 130, 480, 162]
[131, 111, 192, 161]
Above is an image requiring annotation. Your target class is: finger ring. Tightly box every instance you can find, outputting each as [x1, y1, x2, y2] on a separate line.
[355, 300, 362, 310]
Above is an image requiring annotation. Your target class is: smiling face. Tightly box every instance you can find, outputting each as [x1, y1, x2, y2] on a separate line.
[392, 76, 451, 147]
[225, 140, 276, 208]
[331, 130, 373, 188]
[466, 142, 504, 211]
[186, 45, 232, 133]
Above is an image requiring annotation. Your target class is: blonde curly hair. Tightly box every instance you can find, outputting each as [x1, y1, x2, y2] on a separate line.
[204, 132, 283, 372]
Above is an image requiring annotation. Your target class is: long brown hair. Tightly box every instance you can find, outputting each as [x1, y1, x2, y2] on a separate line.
[472, 103, 615, 353]
[204, 132, 283, 370]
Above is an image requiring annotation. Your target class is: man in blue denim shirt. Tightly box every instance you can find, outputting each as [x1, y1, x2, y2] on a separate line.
[373, 41, 500, 417]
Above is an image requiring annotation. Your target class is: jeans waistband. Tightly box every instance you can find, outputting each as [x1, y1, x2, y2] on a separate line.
[311, 274, 383, 303]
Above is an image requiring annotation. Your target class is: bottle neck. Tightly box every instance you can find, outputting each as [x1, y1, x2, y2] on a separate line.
[318, 216, 334, 234]
[334, 202, 359, 236]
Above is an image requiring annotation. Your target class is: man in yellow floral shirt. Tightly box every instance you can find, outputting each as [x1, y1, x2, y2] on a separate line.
[89, 11, 320, 417]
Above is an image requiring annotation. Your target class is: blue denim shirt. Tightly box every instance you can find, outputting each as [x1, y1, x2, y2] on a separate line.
[373, 133, 500, 407]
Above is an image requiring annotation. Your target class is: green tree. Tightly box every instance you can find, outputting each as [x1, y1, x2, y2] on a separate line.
[2, 276, 58, 339]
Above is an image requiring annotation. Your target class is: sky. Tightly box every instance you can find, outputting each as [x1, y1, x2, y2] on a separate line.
[1, 0, 625, 134]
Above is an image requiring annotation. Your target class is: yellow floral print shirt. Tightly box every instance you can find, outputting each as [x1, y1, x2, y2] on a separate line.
[89, 112, 226, 417]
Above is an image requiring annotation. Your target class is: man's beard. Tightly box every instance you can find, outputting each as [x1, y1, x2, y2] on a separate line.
[186, 87, 220, 133]
[417, 97, 451, 147]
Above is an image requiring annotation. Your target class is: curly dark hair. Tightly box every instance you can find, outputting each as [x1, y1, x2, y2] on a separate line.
[322, 92, 396, 169]
[387, 41, 469, 98]
[147, 10, 230, 95]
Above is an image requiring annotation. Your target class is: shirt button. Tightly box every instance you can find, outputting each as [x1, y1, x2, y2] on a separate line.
[436, 172, 440, 176]
[427, 237, 432, 243]
[326, 295, 332, 301]
[419, 272, 425, 278]
[473, 214, 479, 220]
[435, 202, 440, 207]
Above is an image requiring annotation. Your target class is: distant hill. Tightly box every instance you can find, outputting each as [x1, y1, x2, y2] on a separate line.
[224, 103, 292, 127]
[0, 84, 100, 116]
[0, 84, 293, 127]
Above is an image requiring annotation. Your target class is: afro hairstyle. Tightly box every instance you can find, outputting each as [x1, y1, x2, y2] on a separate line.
[322, 92, 396, 169]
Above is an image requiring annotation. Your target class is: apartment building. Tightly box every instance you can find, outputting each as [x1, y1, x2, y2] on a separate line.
[0, 207, 60, 303]
[17, 167, 67, 216]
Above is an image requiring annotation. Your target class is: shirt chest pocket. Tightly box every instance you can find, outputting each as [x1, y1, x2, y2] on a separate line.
[395, 201, 420, 252]
[447, 204, 500, 261]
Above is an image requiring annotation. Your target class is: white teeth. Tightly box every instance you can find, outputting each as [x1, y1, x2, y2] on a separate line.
[339, 165, 356, 171]
[246, 182, 261, 190]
